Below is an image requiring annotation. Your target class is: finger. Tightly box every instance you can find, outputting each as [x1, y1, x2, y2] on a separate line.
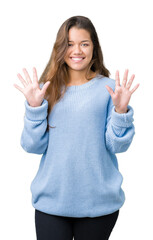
[17, 73, 27, 87]
[33, 67, 38, 84]
[126, 74, 135, 90]
[122, 69, 128, 87]
[115, 70, 120, 88]
[105, 85, 114, 97]
[130, 83, 140, 94]
[41, 81, 51, 95]
[22, 68, 32, 84]
[13, 83, 24, 94]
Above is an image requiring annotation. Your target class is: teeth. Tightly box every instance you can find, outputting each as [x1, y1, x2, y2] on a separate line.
[71, 58, 83, 60]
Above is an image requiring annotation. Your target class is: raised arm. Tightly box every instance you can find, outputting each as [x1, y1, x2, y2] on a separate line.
[105, 96, 135, 154]
[20, 99, 49, 154]
[14, 67, 51, 154]
[105, 69, 139, 154]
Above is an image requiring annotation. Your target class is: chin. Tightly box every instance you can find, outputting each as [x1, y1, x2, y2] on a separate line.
[67, 63, 90, 71]
[69, 66, 88, 72]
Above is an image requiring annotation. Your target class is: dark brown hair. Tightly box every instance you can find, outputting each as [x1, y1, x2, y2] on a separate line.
[39, 15, 110, 131]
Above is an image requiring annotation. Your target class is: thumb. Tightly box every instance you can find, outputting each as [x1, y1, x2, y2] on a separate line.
[41, 81, 51, 95]
[105, 85, 114, 97]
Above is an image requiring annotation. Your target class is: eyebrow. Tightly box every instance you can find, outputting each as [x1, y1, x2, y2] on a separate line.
[68, 40, 90, 42]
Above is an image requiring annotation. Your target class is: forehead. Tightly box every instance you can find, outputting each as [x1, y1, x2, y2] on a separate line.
[68, 27, 91, 41]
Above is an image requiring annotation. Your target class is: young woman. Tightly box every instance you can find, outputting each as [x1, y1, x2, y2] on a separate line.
[14, 16, 139, 240]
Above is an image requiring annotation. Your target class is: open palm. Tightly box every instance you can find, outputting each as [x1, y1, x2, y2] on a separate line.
[14, 67, 50, 107]
[105, 69, 140, 113]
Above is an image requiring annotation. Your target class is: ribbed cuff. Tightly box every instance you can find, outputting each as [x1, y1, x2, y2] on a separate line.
[111, 105, 134, 128]
[24, 99, 48, 121]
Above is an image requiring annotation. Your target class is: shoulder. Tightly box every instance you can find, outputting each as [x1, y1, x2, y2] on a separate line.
[96, 74, 116, 90]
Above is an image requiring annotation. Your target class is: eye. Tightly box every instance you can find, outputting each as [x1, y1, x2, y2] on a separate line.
[68, 43, 73, 47]
[81, 43, 89, 47]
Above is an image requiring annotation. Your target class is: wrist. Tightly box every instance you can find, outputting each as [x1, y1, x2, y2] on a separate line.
[115, 107, 128, 114]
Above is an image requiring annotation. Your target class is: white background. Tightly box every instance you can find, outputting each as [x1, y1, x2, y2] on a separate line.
[0, 0, 152, 239]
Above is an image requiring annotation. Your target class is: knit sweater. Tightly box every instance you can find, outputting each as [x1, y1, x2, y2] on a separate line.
[20, 74, 135, 218]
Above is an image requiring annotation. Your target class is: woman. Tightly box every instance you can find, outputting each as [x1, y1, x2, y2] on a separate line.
[14, 16, 139, 240]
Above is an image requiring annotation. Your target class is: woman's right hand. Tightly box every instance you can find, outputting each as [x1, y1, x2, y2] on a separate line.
[13, 67, 50, 107]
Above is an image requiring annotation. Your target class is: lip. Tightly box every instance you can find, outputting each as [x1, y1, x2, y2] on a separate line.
[70, 57, 85, 63]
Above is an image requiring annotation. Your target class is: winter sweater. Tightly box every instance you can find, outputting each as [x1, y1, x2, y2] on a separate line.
[20, 74, 135, 218]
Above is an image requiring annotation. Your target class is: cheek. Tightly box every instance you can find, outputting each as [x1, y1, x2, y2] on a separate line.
[86, 48, 93, 59]
[64, 49, 71, 60]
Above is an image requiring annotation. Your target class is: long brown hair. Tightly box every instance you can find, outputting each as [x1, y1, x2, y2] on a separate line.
[39, 15, 110, 131]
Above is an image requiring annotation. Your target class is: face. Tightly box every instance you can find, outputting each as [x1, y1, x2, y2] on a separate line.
[64, 27, 94, 73]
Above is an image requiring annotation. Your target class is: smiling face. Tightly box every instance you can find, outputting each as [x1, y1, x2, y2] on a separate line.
[64, 27, 94, 75]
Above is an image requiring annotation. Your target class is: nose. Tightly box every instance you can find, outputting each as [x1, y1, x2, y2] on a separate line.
[73, 44, 83, 54]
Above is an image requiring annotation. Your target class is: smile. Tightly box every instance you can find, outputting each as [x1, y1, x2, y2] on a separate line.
[70, 57, 85, 63]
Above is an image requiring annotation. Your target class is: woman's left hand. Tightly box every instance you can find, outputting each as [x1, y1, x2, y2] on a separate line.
[105, 69, 140, 113]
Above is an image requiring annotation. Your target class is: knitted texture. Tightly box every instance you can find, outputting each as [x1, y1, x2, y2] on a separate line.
[20, 75, 135, 217]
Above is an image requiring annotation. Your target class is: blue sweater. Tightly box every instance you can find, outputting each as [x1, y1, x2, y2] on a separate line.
[20, 74, 135, 218]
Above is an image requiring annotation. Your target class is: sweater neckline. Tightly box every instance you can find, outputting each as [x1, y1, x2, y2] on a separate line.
[65, 74, 99, 92]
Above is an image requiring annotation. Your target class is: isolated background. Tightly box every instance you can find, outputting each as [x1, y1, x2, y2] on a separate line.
[1, 0, 152, 239]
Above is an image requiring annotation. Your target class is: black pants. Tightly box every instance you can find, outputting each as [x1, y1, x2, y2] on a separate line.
[35, 209, 119, 240]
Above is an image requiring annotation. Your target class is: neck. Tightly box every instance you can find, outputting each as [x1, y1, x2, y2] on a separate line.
[67, 69, 96, 86]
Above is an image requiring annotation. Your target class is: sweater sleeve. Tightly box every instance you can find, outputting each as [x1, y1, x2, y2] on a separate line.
[20, 99, 49, 154]
[105, 95, 135, 154]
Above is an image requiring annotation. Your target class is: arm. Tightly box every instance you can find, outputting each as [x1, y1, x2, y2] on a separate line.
[105, 95, 135, 154]
[20, 99, 49, 154]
